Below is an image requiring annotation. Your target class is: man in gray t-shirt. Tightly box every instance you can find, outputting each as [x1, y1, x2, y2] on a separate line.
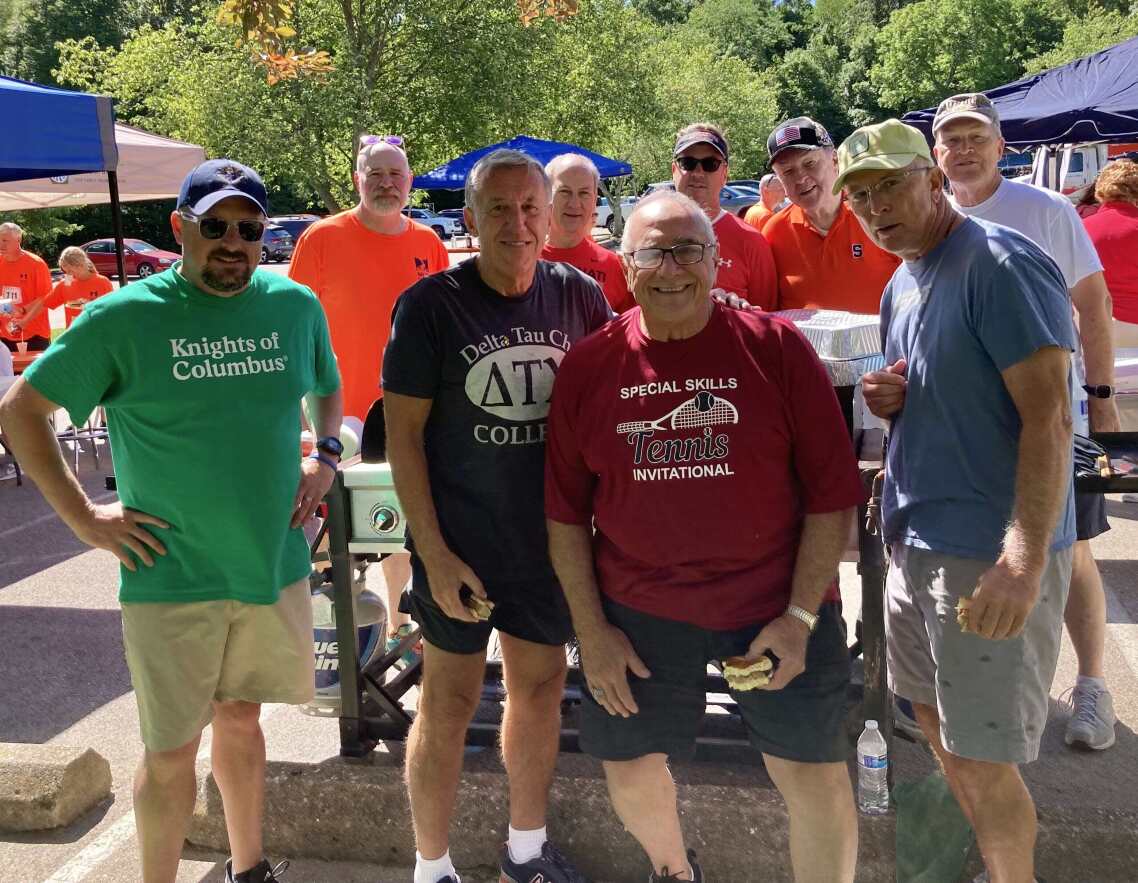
[840, 120, 1075, 883]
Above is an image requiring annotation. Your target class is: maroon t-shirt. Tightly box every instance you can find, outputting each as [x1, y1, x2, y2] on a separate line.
[545, 302, 863, 630]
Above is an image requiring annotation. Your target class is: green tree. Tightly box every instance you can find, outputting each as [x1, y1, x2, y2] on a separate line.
[631, 0, 694, 26]
[0, 0, 126, 84]
[1024, 8, 1138, 73]
[683, 0, 795, 71]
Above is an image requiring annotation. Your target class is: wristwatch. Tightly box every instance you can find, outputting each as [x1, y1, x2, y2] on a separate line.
[785, 604, 818, 633]
[316, 435, 344, 458]
[1083, 384, 1114, 399]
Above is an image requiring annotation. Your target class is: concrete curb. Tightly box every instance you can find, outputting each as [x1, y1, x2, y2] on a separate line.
[0, 744, 112, 832]
[188, 750, 1138, 882]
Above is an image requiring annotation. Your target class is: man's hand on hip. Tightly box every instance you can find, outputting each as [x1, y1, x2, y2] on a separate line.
[580, 622, 651, 718]
[420, 546, 486, 623]
[291, 456, 337, 528]
[862, 358, 907, 418]
[968, 557, 1042, 640]
[748, 614, 810, 690]
[72, 501, 169, 572]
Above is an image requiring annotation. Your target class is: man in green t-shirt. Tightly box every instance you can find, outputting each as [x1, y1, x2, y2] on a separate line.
[0, 159, 342, 883]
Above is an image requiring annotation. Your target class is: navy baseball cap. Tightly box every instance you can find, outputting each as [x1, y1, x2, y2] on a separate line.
[767, 117, 834, 162]
[178, 159, 269, 216]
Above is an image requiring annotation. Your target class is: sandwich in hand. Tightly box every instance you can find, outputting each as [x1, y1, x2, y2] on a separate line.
[461, 590, 494, 622]
[722, 654, 774, 690]
[956, 597, 972, 633]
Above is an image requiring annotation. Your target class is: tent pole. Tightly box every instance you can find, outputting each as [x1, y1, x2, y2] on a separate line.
[108, 170, 128, 286]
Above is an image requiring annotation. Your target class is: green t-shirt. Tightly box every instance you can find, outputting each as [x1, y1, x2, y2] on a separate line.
[24, 265, 341, 605]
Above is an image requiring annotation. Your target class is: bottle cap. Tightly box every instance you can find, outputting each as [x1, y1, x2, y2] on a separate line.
[865, 720, 879, 730]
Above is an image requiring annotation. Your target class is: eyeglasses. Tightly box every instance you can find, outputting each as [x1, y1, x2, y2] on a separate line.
[360, 134, 404, 149]
[624, 243, 713, 269]
[676, 155, 724, 173]
[178, 211, 265, 242]
[845, 167, 932, 209]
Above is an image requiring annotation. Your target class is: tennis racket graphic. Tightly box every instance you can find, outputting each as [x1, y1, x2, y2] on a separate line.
[616, 391, 739, 434]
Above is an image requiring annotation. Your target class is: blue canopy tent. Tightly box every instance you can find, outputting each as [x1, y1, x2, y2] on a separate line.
[412, 135, 633, 190]
[0, 75, 128, 283]
[902, 35, 1138, 149]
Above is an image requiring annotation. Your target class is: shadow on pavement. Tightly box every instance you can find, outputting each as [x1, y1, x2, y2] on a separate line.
[0, 605, 131, 743]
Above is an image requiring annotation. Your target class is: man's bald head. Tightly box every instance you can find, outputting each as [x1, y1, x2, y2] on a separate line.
[354, 142, 413, 217]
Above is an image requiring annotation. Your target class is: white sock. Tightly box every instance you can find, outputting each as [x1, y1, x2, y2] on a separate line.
[413, 850, 458, 883]
[507, 824, 547, 864]
[1076, 674, 1106, 690]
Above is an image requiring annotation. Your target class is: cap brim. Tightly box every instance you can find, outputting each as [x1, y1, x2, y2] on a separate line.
[833, 153, 922, 195]
[187, 188, 267, 216]
[932, 110, 996, 133]
[673, 135, 726, 160]
[769, 142, 821, 164]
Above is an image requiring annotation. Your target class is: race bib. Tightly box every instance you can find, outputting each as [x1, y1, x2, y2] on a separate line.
[1, 285, 20, 303]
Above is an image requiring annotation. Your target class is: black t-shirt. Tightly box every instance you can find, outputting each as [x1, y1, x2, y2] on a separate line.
[382, 258, 613, 588]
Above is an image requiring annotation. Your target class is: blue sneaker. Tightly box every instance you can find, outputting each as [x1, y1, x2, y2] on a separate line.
[500, 841, 587, 882]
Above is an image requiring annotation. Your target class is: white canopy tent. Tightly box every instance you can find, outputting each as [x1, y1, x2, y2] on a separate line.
[0, 123, 204, 211]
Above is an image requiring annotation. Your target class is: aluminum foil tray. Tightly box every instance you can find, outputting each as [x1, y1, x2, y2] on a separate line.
[772, 309, 882, 361]
[824, 353, 884, 387]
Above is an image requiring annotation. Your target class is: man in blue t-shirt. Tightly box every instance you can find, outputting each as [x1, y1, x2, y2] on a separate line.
[838, 121, 1075, 882]
[383, 149, 610, 883]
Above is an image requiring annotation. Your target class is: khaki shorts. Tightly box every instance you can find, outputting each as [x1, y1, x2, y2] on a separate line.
[121, 579, 313, 752]
[885, 543, 1073, 764]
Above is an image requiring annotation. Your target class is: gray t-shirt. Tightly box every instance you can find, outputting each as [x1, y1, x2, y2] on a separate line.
[881, 218, 1076, 560]
[382, 258, 613, 587]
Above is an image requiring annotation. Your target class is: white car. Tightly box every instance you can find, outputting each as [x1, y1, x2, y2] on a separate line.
[403, 208, 462, 239]
[594, 196, 638, 232]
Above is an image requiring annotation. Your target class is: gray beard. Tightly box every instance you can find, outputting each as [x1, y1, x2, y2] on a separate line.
[201, 263, 252, 292]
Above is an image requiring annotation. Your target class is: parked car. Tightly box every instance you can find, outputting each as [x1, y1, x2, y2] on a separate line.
[80, 238, 180, 278]
[260, 225, 294, 263]
[594, 196, 638, 232]
[402, 207, 462, 239]
[728, 179, 764, 191]
[437, 208, 467, 234]
[641, 182, 758, 217]
[269, 214, 322, 242]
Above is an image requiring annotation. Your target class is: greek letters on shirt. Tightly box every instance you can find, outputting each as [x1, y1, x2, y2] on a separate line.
[462, 326, 573, 445]
[616, 377, 740, 481]
[169, 333, 289, 381]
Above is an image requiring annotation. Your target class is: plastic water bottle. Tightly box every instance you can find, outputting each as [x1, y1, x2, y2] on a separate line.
[857, 719, 890, 815]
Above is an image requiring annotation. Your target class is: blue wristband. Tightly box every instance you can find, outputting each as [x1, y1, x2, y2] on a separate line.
[309, 452, 339, 471]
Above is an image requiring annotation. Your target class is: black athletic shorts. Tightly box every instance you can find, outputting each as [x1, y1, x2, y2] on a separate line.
[1075, 488, 1109, 541]
[407, 555, 573, 654]
[580, 598, 851, 764]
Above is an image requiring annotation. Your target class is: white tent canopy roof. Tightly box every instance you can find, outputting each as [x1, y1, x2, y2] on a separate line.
[0, 123, 205, 211]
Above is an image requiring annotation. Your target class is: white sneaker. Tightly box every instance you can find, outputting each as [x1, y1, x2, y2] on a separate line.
[1064, 683, 1117, 750]
[1122, 493, 1138, 504]
[0, 464, 16, 481]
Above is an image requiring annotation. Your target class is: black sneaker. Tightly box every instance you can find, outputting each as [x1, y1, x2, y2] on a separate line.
[500, 841, 588, 882]
[224, 858, 289, 883]
[650, 849, 703, 882]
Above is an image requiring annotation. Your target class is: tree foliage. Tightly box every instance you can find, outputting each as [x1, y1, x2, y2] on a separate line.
[1024, 8, 1138, 73]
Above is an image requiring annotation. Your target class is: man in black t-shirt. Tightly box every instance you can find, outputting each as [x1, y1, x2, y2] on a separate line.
[383, 149, 610, 883]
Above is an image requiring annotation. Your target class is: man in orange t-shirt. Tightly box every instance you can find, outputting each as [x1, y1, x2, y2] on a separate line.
[671, 123, 778, 310]
[541, 153, 632, 313]
[32, 247, 114, 329]
[742, 173, 787, 235]
[0, 222, 53, 351]
[289, 136, 448, 653]
[764, 117, 900, 315]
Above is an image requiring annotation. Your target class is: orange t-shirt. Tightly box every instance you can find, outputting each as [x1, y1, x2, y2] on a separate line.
[713, 212, 778, 311]
[764, 201, 900, 315]
[541, 238, 633, 313]
[289, 210, 450, 420]
[45, 273, 114, 327]
[743, 202, 773, 233]
[0, 250, 53, 341]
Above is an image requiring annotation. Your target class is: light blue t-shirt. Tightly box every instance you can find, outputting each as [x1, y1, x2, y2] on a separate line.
[880, 217, 1076, 560]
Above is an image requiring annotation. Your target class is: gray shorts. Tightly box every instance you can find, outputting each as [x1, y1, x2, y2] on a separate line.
[885, 543, 1073, 764]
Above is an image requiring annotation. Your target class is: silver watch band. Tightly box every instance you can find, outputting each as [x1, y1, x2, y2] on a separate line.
[786, 604, 819, 632]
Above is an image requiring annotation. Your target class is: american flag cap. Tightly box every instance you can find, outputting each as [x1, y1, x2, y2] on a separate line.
[767, 117, 833, 163]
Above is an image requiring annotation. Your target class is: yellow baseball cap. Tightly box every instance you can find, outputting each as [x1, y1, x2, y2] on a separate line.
[833, 119, 933, 195]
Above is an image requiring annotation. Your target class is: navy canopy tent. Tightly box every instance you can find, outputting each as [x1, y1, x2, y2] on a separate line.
[0, 75, 128, 282]
[412, 135, 633, 190]
[903, 35, 1138, 148]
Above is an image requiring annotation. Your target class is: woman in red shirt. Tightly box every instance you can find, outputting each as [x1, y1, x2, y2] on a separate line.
[1083, 160, 1138, 348]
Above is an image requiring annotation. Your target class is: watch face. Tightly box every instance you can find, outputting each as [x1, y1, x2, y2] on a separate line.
[317, 436, 344, 456]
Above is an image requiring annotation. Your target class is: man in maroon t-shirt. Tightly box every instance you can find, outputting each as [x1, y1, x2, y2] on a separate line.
[545, 191, 863, 882]
[541, 153, 634, 313]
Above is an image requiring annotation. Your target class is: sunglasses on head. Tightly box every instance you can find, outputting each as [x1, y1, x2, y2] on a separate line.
[676, 155, 724, 173]
[178, 211, 265, 242]
[360, 134, 404, 149]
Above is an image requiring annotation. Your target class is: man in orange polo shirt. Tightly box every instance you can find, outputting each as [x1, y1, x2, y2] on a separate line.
[0, 222, 53, 351]
[764, 117, 899, 314]
[290, 136, 448, 658]
[743, 173, 787, 234]
[672, 123, 778, 310]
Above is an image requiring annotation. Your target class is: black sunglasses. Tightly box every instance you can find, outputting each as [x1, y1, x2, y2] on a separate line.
[178, 211, 265, 242]
[676, 155, 724, 173]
